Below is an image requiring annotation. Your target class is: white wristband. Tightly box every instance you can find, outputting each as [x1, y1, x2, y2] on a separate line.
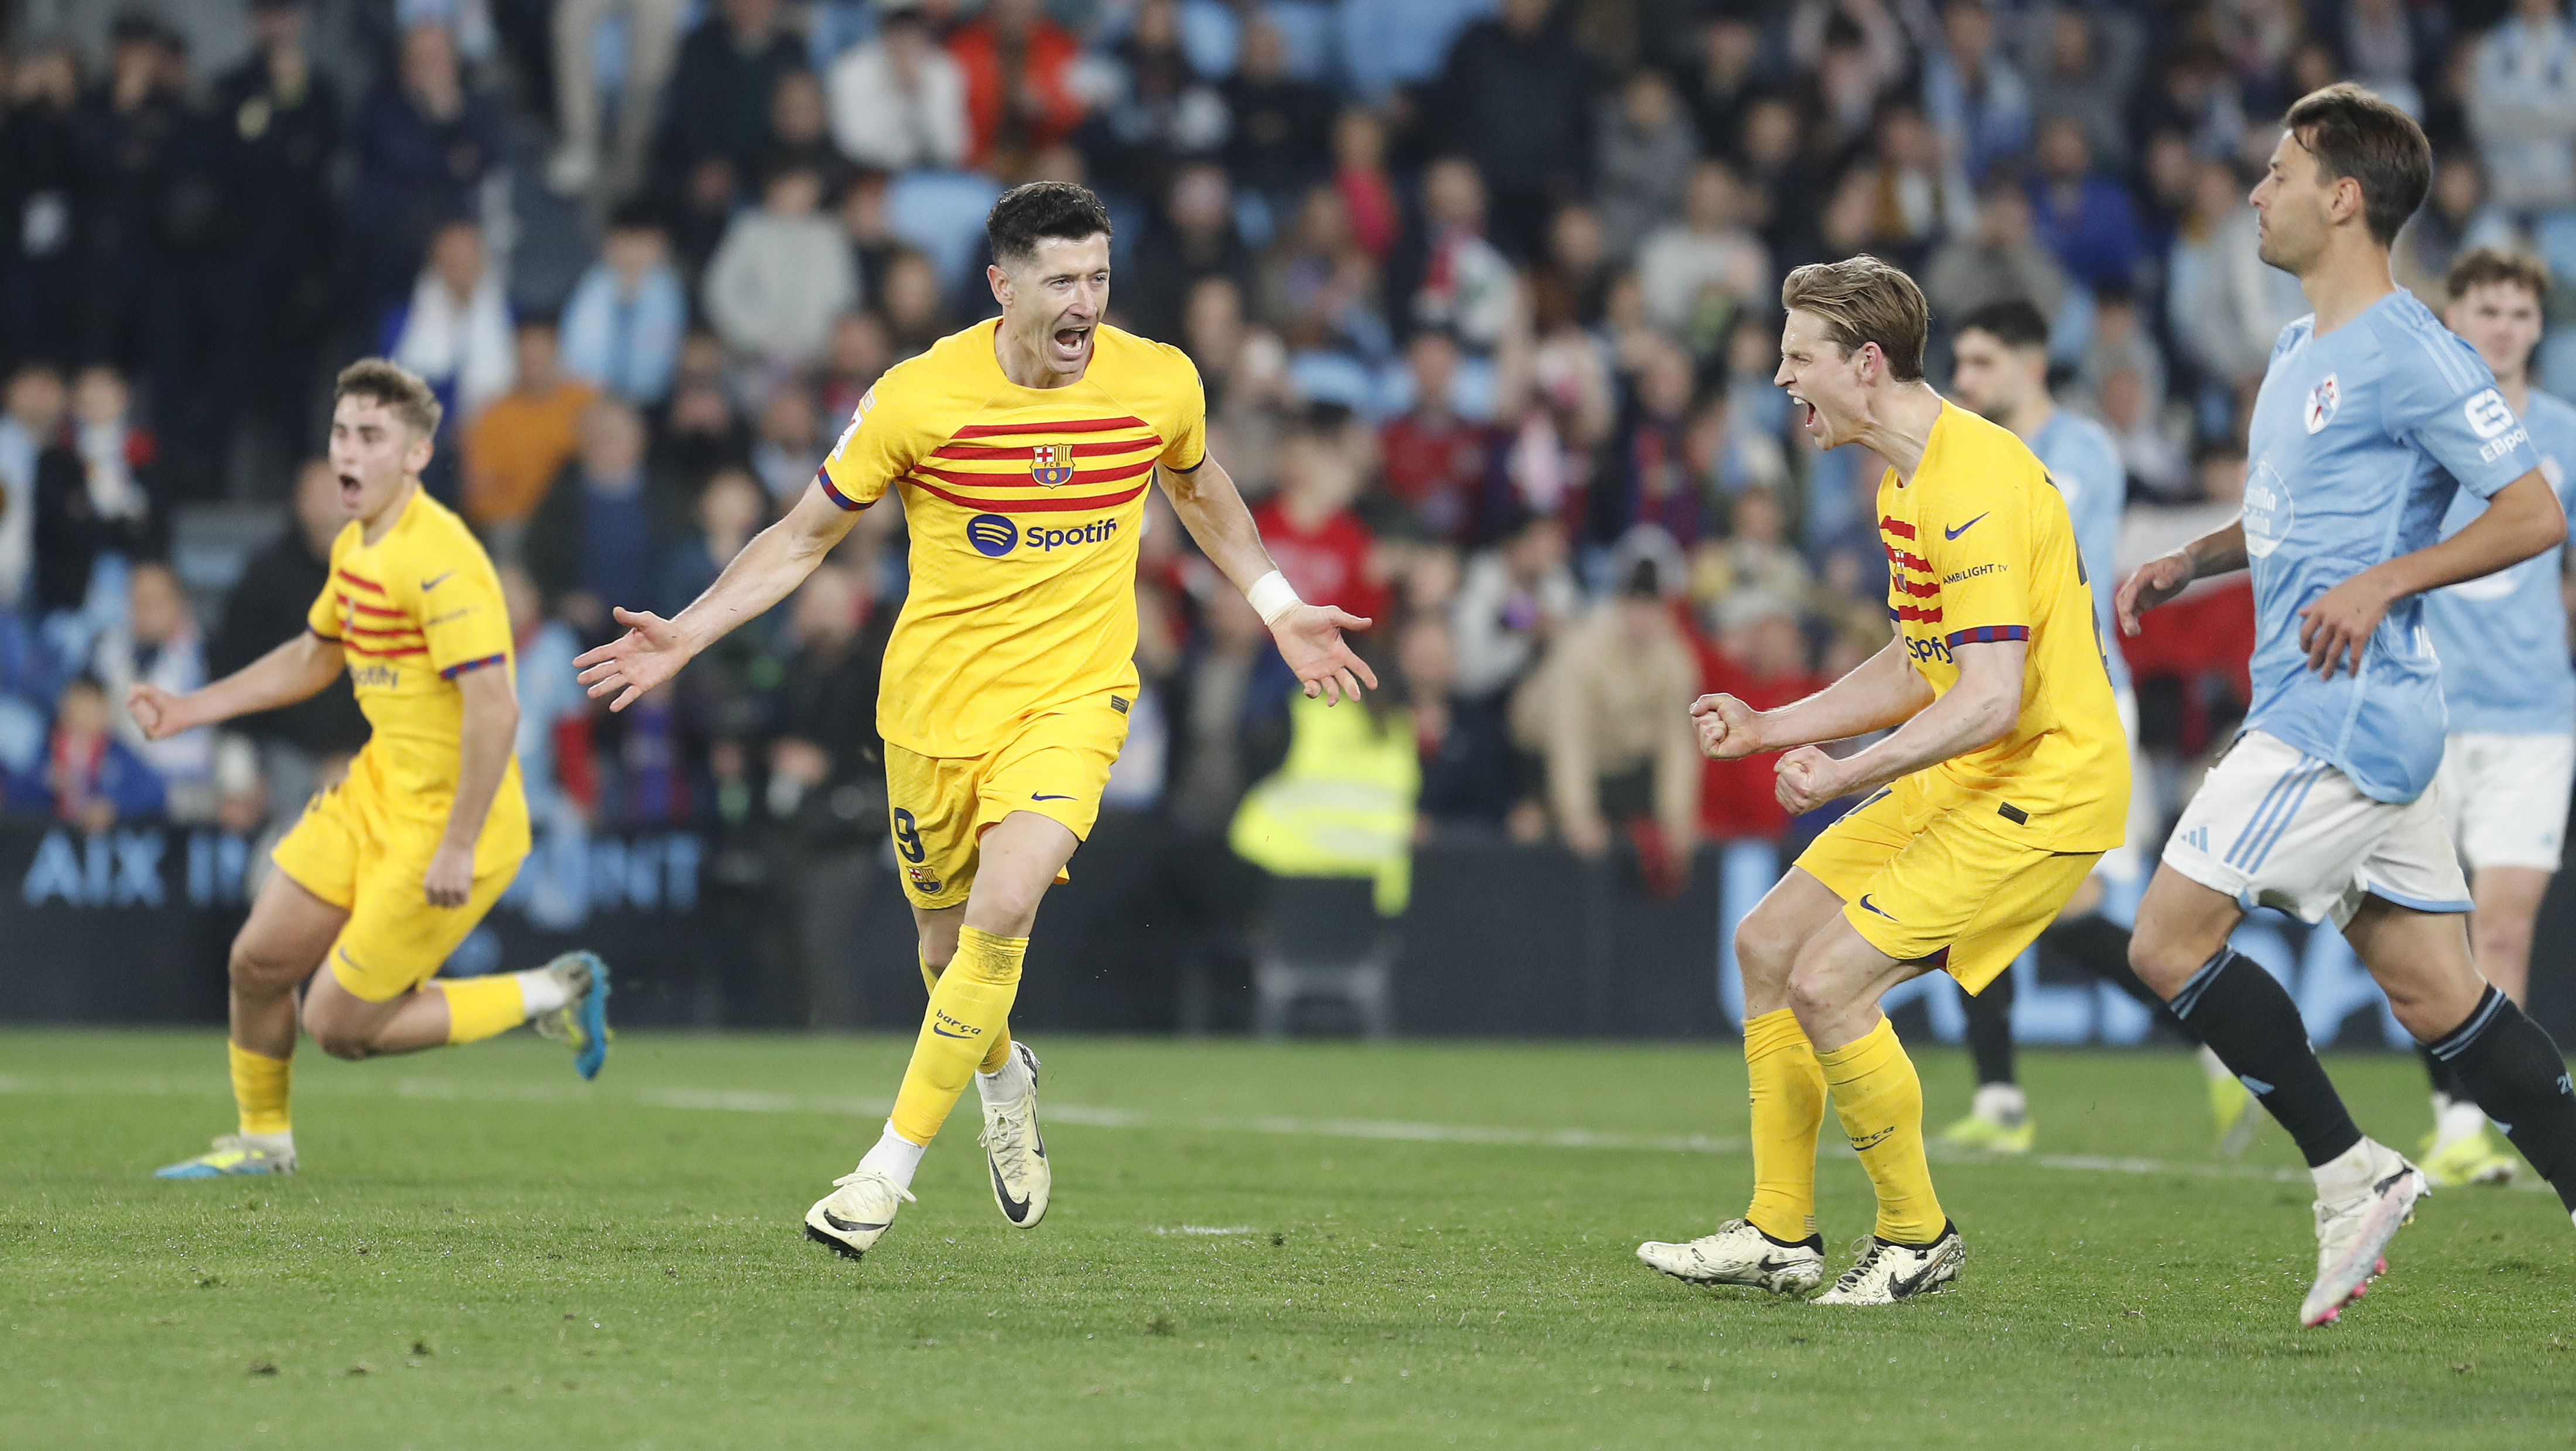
[1245, 569, 1302, 626]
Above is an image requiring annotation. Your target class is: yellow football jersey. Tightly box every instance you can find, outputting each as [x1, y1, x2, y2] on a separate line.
[1876, 401, 2129, 851]
[303, 487, 531, 872]
[818, 319, 1207, 758]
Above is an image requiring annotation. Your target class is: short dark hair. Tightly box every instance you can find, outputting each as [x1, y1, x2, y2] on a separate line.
[1781, 254, 1930, 382]
[335, 358, 442, 440]
[1955, 298, 2050, 352]
[2446, 246, 2551, 305]
[2282, 82, 2430, 249]
[986, 181, 1113, 270]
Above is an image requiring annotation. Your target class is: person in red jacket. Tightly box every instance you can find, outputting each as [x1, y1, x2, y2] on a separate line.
[1252, 416, 1390, 625]
[947, 0, 1086, 170]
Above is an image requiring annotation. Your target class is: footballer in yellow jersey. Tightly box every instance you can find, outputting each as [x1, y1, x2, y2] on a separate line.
[1636, 257, 2128, 1306]
[139, 361, 609, 1181]
[576, 182, 1374, 1265]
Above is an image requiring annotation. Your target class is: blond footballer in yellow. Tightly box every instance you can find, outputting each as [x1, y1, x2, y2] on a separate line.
[140, 361, 608, 1179]
[576, 182, 1374, 1263]
[1638, 257, 2129, 1303]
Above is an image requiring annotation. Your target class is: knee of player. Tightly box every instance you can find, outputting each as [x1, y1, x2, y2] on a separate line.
[228, 939, 309, 996]
[965, 883, 1045, 937]
[2123, 928, 2191, 1000]
[1733, 911, 1801, 980]
[1783, 961, 1848, 1023]
[300, 1012, 374, 1062]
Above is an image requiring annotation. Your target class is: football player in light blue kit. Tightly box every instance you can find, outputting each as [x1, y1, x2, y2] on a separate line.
[1937, 299, 2246, 1154]
[2120, 84, 2576, 1329]
[2419, 246, 2576, 1188]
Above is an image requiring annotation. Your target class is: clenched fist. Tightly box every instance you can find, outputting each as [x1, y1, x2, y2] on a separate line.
[1689, 693, 1763, 759]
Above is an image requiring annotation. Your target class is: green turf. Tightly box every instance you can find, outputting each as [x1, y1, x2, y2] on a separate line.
[4, 1030, 2574, 1450]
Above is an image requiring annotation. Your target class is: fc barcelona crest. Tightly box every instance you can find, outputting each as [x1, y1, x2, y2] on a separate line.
[1031, 443, 1074, 487]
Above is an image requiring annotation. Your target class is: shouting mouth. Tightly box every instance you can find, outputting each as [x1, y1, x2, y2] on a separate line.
[1048, 320, 1093, 367]
[338, 470, 364, 508]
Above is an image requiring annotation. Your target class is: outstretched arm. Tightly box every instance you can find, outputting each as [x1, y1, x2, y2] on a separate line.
[2294, 467, 2565, 678]
[128, 630, 344, 740]
[1771, 639, 2024, 812]
[1689, 636, 1932, 760]
[575, 481, 861, 711]
[1159, 456, 1377, 704]
[2116, 518, 2247, 636]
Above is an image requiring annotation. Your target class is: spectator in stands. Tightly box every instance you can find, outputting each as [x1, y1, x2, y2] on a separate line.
[2394, 152, 2515, 308]
[464, 315, 597, 538]
[2072, 286, 2165, 421]
[1733, 93, 1818, 265]
[208, 0, 343, 487]
[659, 464, 766, 616]
[817, 309, 893, 426]
[648, 358, 752, 507]
[878, 247, 956, 359]
[656, 0, 805, 182]
[382, 217, 515, 437]
[526, 398, 661, 637]
[1685, 13, 1760, 161]
[1, 43, 84, 370]
[1426, 0, 1596, 259]
[1329, 107, 1400, 264]
[1634, 158, 1771, 346]
[1546, 203, 1613, 327]
[0, 363, 67, 612]
[948, 0, 1086, 173]
[768, 559, 895, 1025]
[702, 161, 858, 369]
[2024, 6, 2142, 175]
[1130, 163, 1257, 346]
[546, 0, 683, 197]
[1695, 589, 1822, 845]
[1401, 611, 1516, 839]
[350, 20, 503, 314]
[2026, 113, 2140, 293]
[1451, 508, 1578, 703]
[34, 364, 159, 617]
[837, 172, 902, 304]
[1407, 158, 1518, 356]
[1921, 0, 2032, 181]
[1081, 0, 1227, 203]
[1859, 101, 1978, 269]
[1223, 15, 1333, 218]
[1513, 548, 1698, 872]
[2469, 0, 2576, 225]
[2096, 364, 2185, 501]
[210, 458, 365, 815]
[1594, 339, 1705, 548]
[1181, 276, 1287, 496]
[10, 674, 160, 829]
[766, 69, 851, 200]
[1925, 169, 2068, 325]
[2170, 156, 2304, 402]
[92, 561, 211, 820]
[560, 204, 687, 408]
[1379, 329, 1487, 543]
[1593, 67, 1695, 264]
[750, 385, 825, 503]
[825, 0, 967, 173]
[1258, 185, 1387, 374]
[1254, 419, 1387, 623]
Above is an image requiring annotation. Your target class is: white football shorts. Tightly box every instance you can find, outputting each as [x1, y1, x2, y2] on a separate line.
[2164, 729, 2469, 927]
[2437, 730, 2576, 873]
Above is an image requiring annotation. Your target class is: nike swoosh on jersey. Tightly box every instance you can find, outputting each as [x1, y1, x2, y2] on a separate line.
[1858, 893, 1895, 920]
[1944, 513, 1991, 540]
[1031, 793, 1075, 801]
[421, 571, 456, 590]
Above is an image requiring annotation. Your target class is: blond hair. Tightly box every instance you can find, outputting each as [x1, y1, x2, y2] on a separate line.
[334, 358, 443, 440]
[1780, 255, 1930, 382]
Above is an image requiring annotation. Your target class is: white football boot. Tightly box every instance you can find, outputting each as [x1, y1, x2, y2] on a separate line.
[977, 1041, 1051, 1227]
[803, 1168, 916, 1261]
[1637, 1218, 1825, 1295]
[2301, 1140, 2427, 1327]
[1811, 1223, 1966, 1305]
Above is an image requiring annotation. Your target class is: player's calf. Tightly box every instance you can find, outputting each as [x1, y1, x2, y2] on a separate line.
[2431, 985, 2576, 1218]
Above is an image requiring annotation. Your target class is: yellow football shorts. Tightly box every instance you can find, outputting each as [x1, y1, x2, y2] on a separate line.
[1793, 774, 2101, 994]
[270, 777, 520, 1003]
[883, 693, 1131, 910]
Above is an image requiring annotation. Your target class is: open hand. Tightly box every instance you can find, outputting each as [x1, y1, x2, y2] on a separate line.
[125, 683, 191, 740]
[1271, 602, 1377, 705]
[2296, 571, 2394, 680]
[1689, 693, 1763, 759]
[2115, 551, 2195, 637]
[574, 607, 693, 712]
[1774, 746, 1848, 815]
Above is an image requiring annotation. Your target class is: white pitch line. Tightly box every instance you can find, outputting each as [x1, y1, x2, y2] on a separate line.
[0, 1071, 2545, 1193]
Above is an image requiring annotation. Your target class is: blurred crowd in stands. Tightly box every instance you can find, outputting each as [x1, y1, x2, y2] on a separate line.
[0, 0, 2564, 968]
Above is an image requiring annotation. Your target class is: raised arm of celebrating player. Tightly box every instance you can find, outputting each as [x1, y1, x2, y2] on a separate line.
[574, 483, 861, 711]
[2116, 470, 2564, 678]
[1157, 455, 1377, 705]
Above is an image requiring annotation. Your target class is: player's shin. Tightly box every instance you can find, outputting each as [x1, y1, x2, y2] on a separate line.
[2431, 986, 2576, 1213]
[1742, 1009, 1826, 1244]
[1815, 1016, 1946, 1245]
[890, 927, 1026, 1145]
[437, 975, 527, 1044]
[229, 1040, 292, 1138]
[921, 954, 1016, 1077]
[2170, 947, 2365, 1169]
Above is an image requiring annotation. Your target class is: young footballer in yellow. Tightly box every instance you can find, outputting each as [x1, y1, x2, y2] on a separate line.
[1638, 257, 2128, 1303]
[140, 361, 609, 1179]
[574, 182, 1374, 1263]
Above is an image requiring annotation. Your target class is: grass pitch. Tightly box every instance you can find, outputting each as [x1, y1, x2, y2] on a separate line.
[4, 1030, 2574, 1450]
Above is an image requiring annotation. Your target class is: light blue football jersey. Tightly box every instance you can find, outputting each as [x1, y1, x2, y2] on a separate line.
[2031, 408, 2130, 694]
[2240, 289, 2540, 803]
[2424, 387, 2576, 735]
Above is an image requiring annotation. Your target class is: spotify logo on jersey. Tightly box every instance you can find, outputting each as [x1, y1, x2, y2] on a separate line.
[966, 514, 1018, 557]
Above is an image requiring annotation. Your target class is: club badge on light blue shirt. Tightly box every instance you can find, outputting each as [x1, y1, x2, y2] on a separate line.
[2304, 373, 2339, 433]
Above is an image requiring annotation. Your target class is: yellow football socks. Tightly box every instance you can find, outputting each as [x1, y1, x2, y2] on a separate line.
[439, 975, 526, 1044]
[1742, 1008, 1826, 1242]
[891, 926, 1026, 1143]
[921, 952, 1014, 1074]
[229, 1041, 292, 1136]
[1815, 1015, 1948, 1245]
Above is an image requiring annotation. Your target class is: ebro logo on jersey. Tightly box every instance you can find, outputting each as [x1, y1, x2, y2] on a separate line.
[966, 513, 1120, 558]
